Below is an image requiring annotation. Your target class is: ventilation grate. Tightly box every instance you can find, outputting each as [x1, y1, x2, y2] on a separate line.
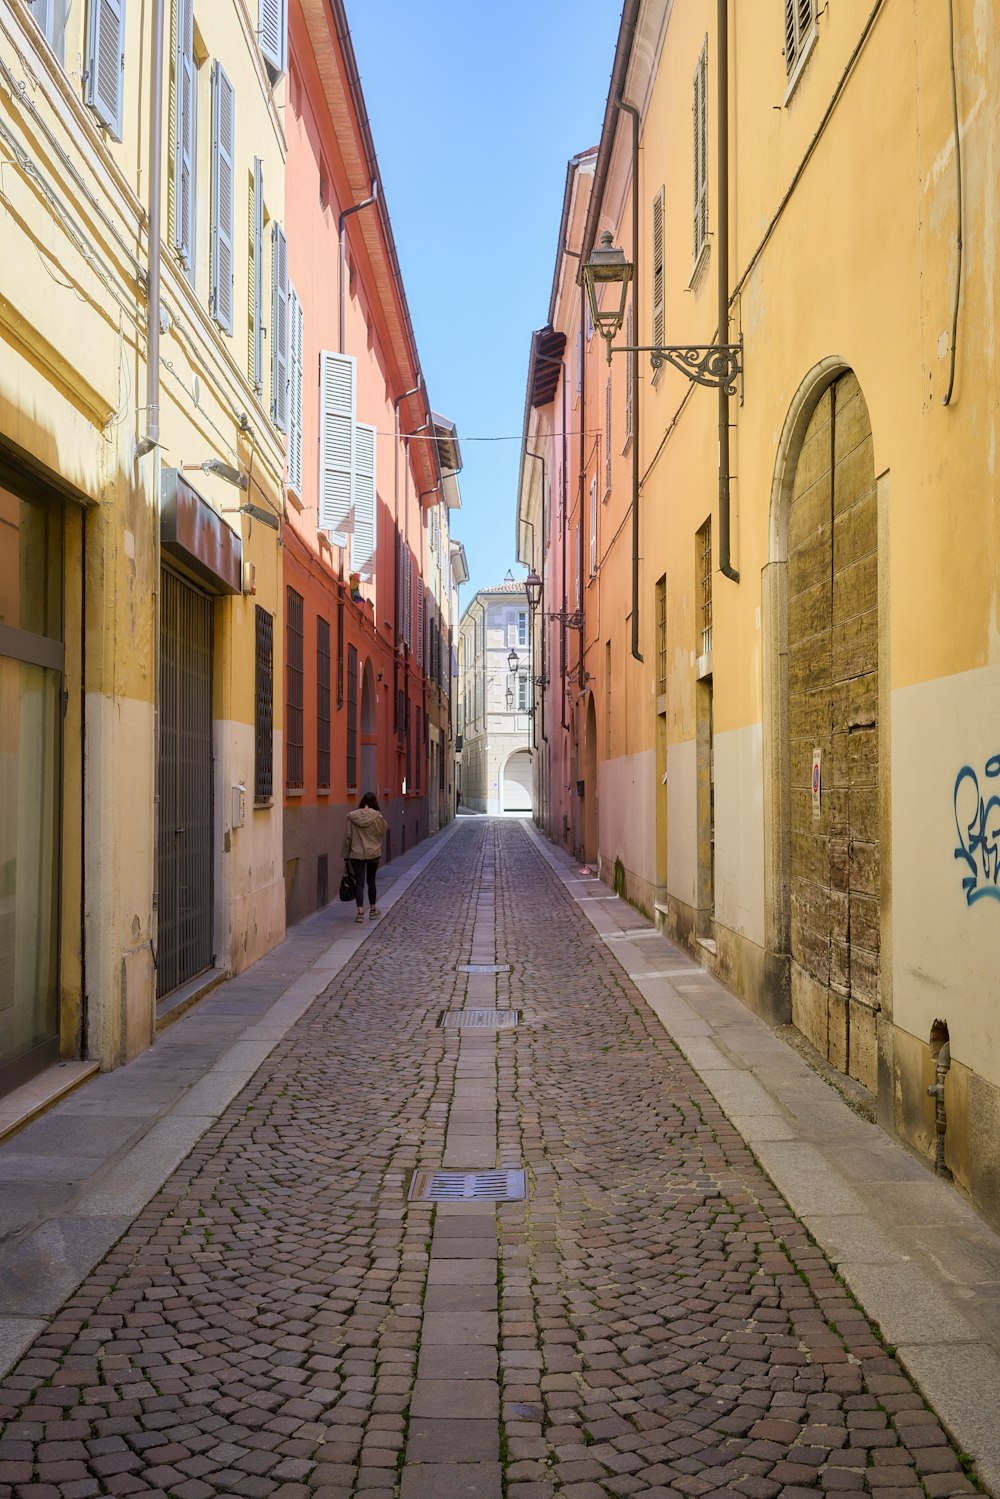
[440, 1009, 519, 1030]
[409, 1168, 526, 1203]
[458, 962, 511, 974]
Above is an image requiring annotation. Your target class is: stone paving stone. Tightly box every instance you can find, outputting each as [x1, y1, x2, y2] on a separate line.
[0, 821, 984, 1497]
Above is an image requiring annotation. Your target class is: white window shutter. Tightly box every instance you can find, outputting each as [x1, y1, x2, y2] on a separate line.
[352, 421, 376, 574]
[417, 586, 425, 668]
[173, 0, 194, 266]
[271, 222, 289, 429]
[287, 287, 303, 494]
[652, 187, 665, 353]
[85, 0, 126, 140]
[251, 158, 264, 389]
[404, 551, 412, 648]
[319, 351, 356, 546]
[211, 64, 235, 335]
[259, 0, 287, 77]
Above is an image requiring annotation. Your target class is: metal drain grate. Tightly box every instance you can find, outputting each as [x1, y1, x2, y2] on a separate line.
[458, 962, 511, 974]
[409, 1168, 526, 1202]
[440, 1009, 519, 1030]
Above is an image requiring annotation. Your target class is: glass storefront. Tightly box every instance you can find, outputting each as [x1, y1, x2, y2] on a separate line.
[0, 486, 64, 1092]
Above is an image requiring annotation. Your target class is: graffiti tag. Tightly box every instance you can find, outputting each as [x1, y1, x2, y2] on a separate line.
[954, 755, 1000, 904]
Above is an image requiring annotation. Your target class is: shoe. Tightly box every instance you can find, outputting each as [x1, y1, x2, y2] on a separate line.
[355, 910, 365, 923]
[369, 908, 381, 920]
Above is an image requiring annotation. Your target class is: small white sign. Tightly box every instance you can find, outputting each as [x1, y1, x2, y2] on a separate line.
[812, 748, 822, 820]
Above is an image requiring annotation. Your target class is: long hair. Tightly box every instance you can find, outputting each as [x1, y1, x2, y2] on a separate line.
[359, 792, 380, 811]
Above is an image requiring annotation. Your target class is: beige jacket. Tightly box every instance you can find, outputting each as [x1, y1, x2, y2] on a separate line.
[342, 807, 387, 861]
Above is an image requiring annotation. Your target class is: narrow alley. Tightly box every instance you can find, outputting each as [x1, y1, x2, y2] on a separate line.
[0, 820, 997, 1499]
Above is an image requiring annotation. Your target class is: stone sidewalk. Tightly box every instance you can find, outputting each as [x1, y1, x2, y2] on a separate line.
[0, 817, 997, 1498]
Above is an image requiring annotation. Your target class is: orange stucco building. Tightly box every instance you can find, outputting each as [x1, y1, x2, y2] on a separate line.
[281, 0, 458, 924]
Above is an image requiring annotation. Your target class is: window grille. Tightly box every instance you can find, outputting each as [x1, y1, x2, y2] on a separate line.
[336, 596, 344, 708]
[346, 644, 358, 787]
[254, 606, 273, 802]
[317, 615, 331, 788]
[656, 575, 667, 697]
[784, 0, 816, 76]
[698, 518, 713, 659]
[286, 587, 304, 787]
[693, 42, 709, 263]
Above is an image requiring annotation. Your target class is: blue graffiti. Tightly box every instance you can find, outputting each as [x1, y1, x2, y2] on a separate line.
[954, 754, 1000, 904]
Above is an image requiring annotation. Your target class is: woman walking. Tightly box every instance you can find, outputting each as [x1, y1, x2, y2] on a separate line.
[342, 792, 388, 923]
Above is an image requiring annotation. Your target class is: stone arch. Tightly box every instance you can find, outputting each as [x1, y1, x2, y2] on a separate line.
[763, 363, 883, 1087]
[501, 748, 533, 813]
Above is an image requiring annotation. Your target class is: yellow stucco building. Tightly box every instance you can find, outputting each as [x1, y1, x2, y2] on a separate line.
[1, 0, 287, 1107]
[521, 0, 1000, 1227]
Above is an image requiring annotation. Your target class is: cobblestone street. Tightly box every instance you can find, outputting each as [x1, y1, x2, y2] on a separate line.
[0, 820, 993, 1499]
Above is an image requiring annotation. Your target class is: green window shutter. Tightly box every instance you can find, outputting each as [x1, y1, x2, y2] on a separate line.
[319, 351, 356, 547]
[352, 420, 376, 576]
[210, 63, 235, 334]
[85, 0, 126, 140]
[271, 222, 288, 429]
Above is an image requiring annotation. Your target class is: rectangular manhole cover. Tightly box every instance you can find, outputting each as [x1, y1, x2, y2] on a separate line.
[409, 1168, 526, 1202]
[458, 963, 511, 973]
[440, 1009, 519, 1029]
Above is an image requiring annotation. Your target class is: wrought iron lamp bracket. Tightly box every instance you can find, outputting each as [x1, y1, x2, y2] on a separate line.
[547, 610, 585, 631]
[604, 336, 743, 397]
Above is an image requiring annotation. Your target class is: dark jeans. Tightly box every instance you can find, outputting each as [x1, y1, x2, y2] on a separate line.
[351, 857, 379, 909]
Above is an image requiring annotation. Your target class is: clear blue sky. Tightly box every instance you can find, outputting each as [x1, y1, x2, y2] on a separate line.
[348, 2, 623, 606]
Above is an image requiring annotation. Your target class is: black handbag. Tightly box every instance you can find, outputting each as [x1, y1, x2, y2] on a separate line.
[339, 863, 356, 902]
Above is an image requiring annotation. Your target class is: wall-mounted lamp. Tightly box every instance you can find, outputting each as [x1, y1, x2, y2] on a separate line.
[222, 500, 281, 532]
[525, 570, 542, 612]
[507, 648, 520, 675]
[583, 231, 742, 393]
[183, 458, 248, 489]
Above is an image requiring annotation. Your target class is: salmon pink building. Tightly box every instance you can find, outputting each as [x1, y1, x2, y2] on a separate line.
[282, 0, 459, 923]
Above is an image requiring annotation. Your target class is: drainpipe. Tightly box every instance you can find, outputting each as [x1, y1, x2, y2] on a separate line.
[717, 0, 739, 582]
[615, 92, 643, 659]
[524, 454, 548, 748]
[137, 0, 165, 1011]
[339, 179, 378, 354]
[926, 1040, 953, 1179]
[561, 375, 568, 729]
[578, 284, 586, 691]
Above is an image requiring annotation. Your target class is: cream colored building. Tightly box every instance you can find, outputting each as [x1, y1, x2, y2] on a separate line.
[522, 0, 1000, 1227]
[0, 0, 286, 1107]
[458, 584, 534, 816]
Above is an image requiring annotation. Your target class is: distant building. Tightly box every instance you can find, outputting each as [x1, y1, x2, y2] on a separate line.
[458, 584, 533, 815]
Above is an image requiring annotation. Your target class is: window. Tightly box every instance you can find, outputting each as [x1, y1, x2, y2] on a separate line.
[287, 286, 303, 495]
[271, 222, 289, 429]
[656, 575, 667, 697]
[249, 160, 264, 390]
[85, 0, 126, 139]
[254, 606, 273, 802]
[210, 64, 235, 334]
[697, 518, 713, 659]
[352, 422, 376, 574]
[604, 376, 612, 495]
[28, 0, 68, 63]
[516, 610, 527, 647]
[624, 303, 634, 445]
[259, 0, 288, 81]
[346, 644, 358, 787]
[651, 187, 665, 365]
[784, 0, 816, 78]
[606, 640, 612, 757]
[172, 0, 195, 272]
[317, 616, 330, 789]
[693, 41, 709, 264]
[576, 522, 582, 608]
[319, 351, 356, 544]
[589, 476, 598, 576]
[286, 587, 303, 787]
[517, 675, 530, 713]
[415, 706, 422, 791]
